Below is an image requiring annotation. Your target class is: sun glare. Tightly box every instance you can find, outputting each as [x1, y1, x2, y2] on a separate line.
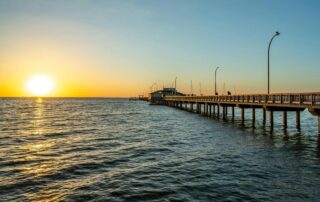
[27, 75, 54, 96]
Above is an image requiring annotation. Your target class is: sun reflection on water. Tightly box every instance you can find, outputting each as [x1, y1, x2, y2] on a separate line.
[36, 97, 43, 103]
[19, 140, 56, 175]
[21, 141, 54, 151]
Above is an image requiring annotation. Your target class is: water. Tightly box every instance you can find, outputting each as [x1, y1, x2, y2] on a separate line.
[1, 98, 320, 201]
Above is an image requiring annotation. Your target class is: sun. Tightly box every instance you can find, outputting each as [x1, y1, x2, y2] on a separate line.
[26, 75, 54, 96]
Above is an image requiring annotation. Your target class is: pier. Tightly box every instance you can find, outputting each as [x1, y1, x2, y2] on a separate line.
[159, 92, 320, 133]
[129, 95, 148, 101]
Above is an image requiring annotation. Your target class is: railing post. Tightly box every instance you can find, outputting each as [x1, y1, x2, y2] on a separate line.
[266, 95, 268, 103]
[289, 95, 292, 104]
[272, 95, 275, 104]
[312, 94, 315, 105]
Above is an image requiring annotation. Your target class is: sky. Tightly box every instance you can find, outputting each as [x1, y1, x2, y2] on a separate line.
[0, 0, 319, 97]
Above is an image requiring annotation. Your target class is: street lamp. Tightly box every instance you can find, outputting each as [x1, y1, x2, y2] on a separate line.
[174, 76, 177, 95]
[267, 31, 280, 94]
[214, 66, 220, 95]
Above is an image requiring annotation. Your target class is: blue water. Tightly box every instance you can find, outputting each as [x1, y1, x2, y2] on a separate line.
[1, 98, 320, 201]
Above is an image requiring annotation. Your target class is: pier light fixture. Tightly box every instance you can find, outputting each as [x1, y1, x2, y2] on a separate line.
[174, 76, 177, 95]
[214, 66, 221, 95]
[267, 31, 280, 94]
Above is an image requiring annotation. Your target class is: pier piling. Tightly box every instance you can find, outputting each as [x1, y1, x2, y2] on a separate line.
[205, 103, 209, 116]
[225, 107, 228, 119]
[283, 111, 287, 129]
[252, 108, 256, 127]
[270, 111, 274, 130]
[296, 111, 301, 129]
[232, 106, 235, 121]
[241, 108, 245, 125]
[263, 108, 266, 125]
[318, 116, 320, 134]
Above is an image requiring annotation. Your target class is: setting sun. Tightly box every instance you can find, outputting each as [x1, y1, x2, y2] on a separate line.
[26, 75, 54, 96]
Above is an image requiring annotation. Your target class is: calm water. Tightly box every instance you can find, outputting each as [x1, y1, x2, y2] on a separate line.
[1, 98, 320, 202]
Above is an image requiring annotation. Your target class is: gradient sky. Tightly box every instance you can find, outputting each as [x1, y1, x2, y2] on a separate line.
[0, 0, 319, 97]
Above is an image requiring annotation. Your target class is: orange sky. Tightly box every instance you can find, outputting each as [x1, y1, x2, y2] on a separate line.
[0, 35, 148, 97]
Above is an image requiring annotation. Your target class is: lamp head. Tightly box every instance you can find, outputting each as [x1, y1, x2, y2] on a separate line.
[275, 31, 280, 36]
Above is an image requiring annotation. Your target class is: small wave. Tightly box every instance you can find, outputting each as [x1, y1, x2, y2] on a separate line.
[0, 178, 45, 194]
[1, 159, 47, 167]
[44, 128, 98, 137]
[44, 131, 72, 137]
[44, 162, 104, 180]
[124, 189, 176, 201]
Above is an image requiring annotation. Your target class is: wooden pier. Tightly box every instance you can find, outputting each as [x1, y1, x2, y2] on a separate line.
[129, 95, 148, 101]
[161, 93, 320, 133]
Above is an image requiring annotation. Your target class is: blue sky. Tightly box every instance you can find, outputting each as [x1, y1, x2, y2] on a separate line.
[0, 0, 319, 96]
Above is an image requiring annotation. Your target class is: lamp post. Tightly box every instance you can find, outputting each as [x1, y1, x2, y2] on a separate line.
[174, 76, 177, 95]
[214, 66, 220, 95]
[267, 31, 280, 94]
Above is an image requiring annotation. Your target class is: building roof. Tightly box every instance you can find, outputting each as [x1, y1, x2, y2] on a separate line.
[150, 88, 185, 96]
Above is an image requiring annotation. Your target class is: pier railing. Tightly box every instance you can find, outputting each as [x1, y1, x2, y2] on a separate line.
[165, 92, 320, 106]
